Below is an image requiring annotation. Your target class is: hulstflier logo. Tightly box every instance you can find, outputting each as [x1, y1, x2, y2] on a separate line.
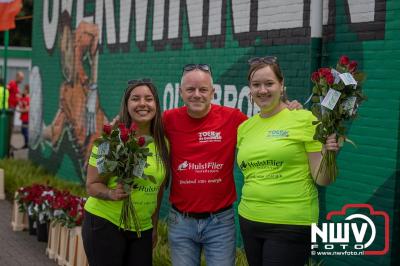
[311, 204, 389, 256]
[177, 161, 224, 173]
[177, 161, 189, 171]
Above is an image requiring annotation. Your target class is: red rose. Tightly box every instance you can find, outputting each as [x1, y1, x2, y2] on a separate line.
[103, 124, 112, 135]
[138, 136, 146, 147]
[130, 123, 138, 133]
[318, 68, 331, 77]
[326, 73, 334, 85]
[339, 55, 349, 66]
[120, 128, 129, 143]
[348, 60, 357, 72]
[118, 123, 127, 130]
[311, 71, 320, 82]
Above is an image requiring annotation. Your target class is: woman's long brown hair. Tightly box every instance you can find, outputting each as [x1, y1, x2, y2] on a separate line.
[119, 81, 170, 187]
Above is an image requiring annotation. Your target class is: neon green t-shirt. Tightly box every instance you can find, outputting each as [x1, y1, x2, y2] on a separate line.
[84, 142, 165, 231]
[237, 108, 322, 225]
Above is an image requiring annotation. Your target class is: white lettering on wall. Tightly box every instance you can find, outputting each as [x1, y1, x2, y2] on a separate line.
[153, 0, 165, 40]
[43, 0, 59, 50]
[61, 0, 73, 14]
[168, 0, 180, 39]
[186, 0, 203, 37]
[348, 0, 375, 23]
[231, 0, 250, 33]
[120, 0, 133, 43]
[208, 0, 222, 35]
[76, 0, 93, 25]
[135, 0, 148, 42]
[257, 0, 303, 31]
[95, 0, 117, 45]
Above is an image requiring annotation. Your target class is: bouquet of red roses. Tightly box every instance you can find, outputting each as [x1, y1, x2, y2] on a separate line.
[93, 122, 153, 236]
[310, 55, 366, 182]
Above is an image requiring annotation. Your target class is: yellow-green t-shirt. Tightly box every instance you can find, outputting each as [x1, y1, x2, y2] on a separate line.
[84, 142, 165, 231]
[236, 108, 322, 225]
[0, 86, 9, 109]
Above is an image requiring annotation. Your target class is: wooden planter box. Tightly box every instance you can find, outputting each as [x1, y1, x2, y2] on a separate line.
[46, 221, 62, 259]
[11, 191, 28, 231]
[56, 225, 70, 265]
[65, 226, 88, 266]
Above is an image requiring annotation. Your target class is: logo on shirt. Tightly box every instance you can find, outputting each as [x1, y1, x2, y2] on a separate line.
[178, 161, 189, 171]
[177, 161, 224, 173]
[198, 131, 222, 143]
[267, 130, 289, 138]
[239, 160, 283, 171]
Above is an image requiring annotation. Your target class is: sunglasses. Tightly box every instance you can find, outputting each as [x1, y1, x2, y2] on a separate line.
[248, 56, 278, 65]
[182, 64, 212, 75]
[127, 78, 152, 85]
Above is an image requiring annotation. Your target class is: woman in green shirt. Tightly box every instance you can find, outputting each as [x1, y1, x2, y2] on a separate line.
[236, 57, 339, 266]
[82, 79, 170, 266]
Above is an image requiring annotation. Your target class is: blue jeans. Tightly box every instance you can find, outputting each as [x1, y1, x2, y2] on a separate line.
[168, 207, 236, 266]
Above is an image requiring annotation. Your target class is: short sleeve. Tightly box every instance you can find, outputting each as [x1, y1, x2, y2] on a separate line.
[303, 112, 322, 152]
[88, 145, 99, 167]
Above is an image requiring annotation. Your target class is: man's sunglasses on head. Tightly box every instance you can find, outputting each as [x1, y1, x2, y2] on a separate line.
[182, 64, 212, 75]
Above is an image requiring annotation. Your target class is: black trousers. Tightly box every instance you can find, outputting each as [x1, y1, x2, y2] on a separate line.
[82, 211, 153, 266]
[239, 215, 311, 266]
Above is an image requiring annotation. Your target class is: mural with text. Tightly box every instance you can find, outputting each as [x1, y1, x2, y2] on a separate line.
[31, 0, 386, 180]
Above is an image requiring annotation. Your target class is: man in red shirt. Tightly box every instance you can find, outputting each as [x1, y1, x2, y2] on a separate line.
[7, 71, 24, 150]
[163, 64, 247, 266]
[7, 71, 24, 110]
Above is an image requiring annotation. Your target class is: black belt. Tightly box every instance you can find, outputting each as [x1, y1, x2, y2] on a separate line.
[172, 205, 232, 219]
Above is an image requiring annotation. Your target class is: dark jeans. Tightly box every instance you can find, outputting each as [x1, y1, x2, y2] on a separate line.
[21, 122, 28, 147]
[239, 215, 311, 266]
[82, 211, 153, 266]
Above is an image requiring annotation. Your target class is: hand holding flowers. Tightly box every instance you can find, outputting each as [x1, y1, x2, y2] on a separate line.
[93, 122, 154, 236]
[310, 55, 366, 182]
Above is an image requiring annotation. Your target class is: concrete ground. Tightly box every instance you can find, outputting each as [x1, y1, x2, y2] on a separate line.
[0, 128, 56, 265]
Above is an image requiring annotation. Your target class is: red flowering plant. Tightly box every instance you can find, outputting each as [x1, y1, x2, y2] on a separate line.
[16, 184, 56, 224]
[92, 122, 154, 236]
[310, 55, 366, 182]
[52, 190, 86, 228]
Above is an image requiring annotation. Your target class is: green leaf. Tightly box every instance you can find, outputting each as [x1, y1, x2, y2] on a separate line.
[105, 160, 118, 172]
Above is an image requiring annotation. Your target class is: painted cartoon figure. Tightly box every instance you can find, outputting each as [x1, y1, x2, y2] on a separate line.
[43, 11, 108, 167]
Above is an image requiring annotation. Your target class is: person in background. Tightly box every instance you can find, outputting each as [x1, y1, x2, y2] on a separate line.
[236, 56, 339, 266]
[6, 71, 24, 149]
[82, 79, 170, 266]
[0, 78, 9, 110]
[7, 71, 24, 110]
[19, 84, 30, 148]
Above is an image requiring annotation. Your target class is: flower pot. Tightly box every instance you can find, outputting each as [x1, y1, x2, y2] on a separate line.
[65, 226, 81, 266]
[56, 225, 70, 265]
[11, 191, 29, 231]
[46, 221, 61, 260]
[28, 215, 37, 235]
[75, 227, 88, 266]
[36, 218, 49, 242]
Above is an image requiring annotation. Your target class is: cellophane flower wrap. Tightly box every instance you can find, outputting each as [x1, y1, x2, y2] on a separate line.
[310, 55, 366, 182]
[93, 122, 154, 237]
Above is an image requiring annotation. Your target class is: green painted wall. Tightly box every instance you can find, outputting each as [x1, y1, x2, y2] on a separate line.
[30, 1, 399, 264]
